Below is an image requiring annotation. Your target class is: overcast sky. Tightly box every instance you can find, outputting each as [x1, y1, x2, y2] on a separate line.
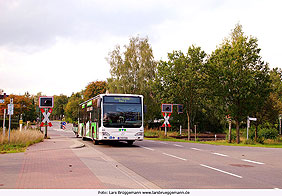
[1, 0, 282, 96]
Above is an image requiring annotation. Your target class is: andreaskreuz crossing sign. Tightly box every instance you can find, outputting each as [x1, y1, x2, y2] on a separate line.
[40, 108, 53, 127]
[161, 113, 171, 127]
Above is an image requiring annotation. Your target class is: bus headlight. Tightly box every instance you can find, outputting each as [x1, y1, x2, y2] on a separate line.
[135, 132, 143, 136]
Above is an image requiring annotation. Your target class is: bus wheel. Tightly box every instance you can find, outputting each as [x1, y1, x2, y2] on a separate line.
[94, 140, 99, 145]
[127, 140, 134, 145]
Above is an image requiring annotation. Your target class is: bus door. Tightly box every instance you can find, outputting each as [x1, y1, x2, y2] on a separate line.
[79, 123, 84, 136]
[91, 122, 97, 139]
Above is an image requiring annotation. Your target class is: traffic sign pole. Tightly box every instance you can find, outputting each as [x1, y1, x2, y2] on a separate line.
[8, 98, 13, 143]
[247, 116, 257, 140]
[165, 113, 167, 136]
[45, 108, 47, 138]
[8, 113, 11, 142]
[3, 109, 6, 137]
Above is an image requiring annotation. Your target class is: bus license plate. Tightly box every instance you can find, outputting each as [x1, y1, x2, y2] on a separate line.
[119, 137, 128, 140]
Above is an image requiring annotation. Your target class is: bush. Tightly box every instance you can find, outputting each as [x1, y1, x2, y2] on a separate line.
[224, 128, 237, 142]
[259, 127, 279, 140]
[246, 126, 279, 144]
[244, 139, 255, 145]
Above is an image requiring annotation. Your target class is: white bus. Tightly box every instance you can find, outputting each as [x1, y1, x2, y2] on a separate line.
[75, 94, 144, 145]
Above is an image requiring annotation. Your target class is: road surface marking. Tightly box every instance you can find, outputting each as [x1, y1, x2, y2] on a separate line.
[212, 152, 229, 157]
[174, 144, 184, 147]
[162, 153, 187, 161]
[140, 146, 155, 151]
[200, 164, 242, 178]
[274, 188, 279, 190]
[191, 147, 202, 151]
[159, 142, 168, 144]
[241, 159, 265, 165]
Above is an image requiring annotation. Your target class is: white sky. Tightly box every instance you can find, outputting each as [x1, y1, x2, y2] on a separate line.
[0, 0, 281, 96]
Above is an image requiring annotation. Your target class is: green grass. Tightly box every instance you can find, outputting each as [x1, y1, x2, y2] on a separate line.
[145, 137, 282, 148]
[144, 129, 282, 148]
[144, 128, 187, 138]
[0, 129, 44, 154]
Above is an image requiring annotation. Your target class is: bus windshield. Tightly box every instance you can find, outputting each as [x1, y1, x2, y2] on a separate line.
[103, 96, 142, 128]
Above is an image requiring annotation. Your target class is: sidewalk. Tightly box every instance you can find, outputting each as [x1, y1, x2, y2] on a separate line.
[0, 130, 105, 189]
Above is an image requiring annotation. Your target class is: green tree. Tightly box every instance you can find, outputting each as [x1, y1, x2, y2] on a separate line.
[65, 92, 83, 122]
[206, 24, 271, 143]
[107, 36, 157, 123]
[53, 94, 68, 120]
[155, 45, 206, 140]
[0, 94, 36, 122]
[84, 81, 107, 100]
[254, 68, 282, 138]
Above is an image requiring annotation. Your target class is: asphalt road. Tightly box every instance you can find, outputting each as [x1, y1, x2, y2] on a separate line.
[53, 121, 282, 189]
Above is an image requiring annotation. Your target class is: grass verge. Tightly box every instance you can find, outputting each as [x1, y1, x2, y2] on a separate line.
[145, 137, 282, 148]
[0, 129, 44, 154]
[144, 129, 282, 148]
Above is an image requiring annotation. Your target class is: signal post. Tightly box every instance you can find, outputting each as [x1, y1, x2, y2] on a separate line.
[161, 104, 183, 136]
[39, 96, 54, 139]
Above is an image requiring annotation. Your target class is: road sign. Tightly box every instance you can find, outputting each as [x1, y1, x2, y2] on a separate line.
[248, 117, 257, 121]
[177, 104, 183, 113]
[40, 108, 53, 127]
[39, 96, 54, 108]
[161, 113, 171, 127]
[161, 104, 173, 113]
[7, 104, 14, 115]
[247, 116, 257, 140]
[62, 121, 66, 129]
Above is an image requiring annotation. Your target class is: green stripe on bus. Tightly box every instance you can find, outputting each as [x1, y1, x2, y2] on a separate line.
[87, 100, 92, 107]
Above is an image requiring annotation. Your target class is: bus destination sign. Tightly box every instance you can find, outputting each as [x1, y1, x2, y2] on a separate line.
[104, 96, 141, 104]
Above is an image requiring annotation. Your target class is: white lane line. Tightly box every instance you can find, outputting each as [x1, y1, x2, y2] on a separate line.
[140, 146, 155, 151]
[174, 144, 184, 147]
[191, 147, 202, 151]
[159, 142, 168, 144]
[212, 152, 229, 157]
[200, 164, 242, 179]
[241, 159, 265, 165]
[274, 188, 279, 190]
[146, 140, 155, 143]
[162, 153, 187, 161]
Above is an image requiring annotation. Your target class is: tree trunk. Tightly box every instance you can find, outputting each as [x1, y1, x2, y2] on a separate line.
[236, 120, 240, 144]
[228, 119, 232, 143]
[187, 112, 190, 141]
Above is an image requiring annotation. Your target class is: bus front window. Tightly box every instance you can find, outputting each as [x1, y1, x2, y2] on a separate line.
[103, 104, 142, 128]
